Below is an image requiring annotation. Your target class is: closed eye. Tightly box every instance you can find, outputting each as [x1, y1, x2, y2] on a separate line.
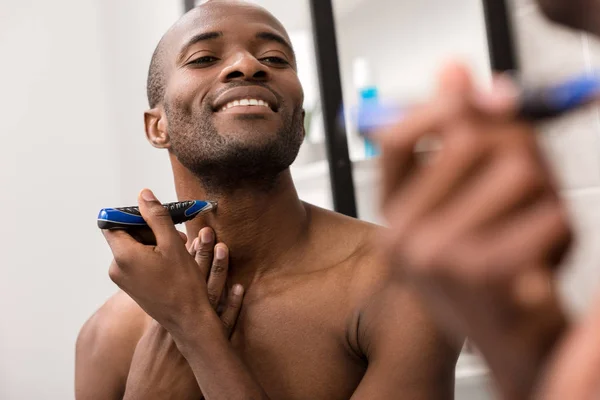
[261, 56, 289, 66]
[188, 56, 219, 66]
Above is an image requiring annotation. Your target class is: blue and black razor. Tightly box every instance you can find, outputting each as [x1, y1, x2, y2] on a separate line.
[517, 73, 600, 120]
[342, 72, 600, 132]
[98, 200, 217, 230]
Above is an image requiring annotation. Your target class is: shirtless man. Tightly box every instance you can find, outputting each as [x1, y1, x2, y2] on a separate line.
[75, 1, 459, 399]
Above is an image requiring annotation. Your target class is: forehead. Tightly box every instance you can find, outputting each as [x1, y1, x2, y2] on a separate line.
[168, 2, 291, 51]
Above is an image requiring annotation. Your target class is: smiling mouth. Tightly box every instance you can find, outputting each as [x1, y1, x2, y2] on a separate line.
[220, 98, 273, 112]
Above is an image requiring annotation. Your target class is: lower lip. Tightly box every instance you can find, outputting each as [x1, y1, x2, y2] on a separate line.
[217, 106, 275, 115]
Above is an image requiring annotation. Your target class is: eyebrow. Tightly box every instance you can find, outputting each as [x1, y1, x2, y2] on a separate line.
[256, 32, 296, 60]
[176, 30, 296, 63]
[177, 31, 223, 63]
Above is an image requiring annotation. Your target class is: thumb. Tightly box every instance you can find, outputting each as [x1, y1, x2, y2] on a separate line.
[437, 61, 474, 96]
[472, 73, 519, 117]
[137, 189, 179, 248]
[435, 61, 476, 123]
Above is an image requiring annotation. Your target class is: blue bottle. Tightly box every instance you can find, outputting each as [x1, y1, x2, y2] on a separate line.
[353, 58, 380, 159]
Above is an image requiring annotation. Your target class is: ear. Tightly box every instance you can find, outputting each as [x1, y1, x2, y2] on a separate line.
[144, 107, 170, 149]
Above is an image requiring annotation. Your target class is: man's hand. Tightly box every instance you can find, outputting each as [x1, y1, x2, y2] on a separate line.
[534, 293, 600, 399]
[103, 190, 236, 339]
[104, 193, 270, 400]
[378, 63, 572, 399]
[122, 230, 244, 400]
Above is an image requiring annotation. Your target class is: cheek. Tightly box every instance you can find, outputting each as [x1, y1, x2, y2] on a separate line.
[166, 74, 211, 113]
[282, 75, 304, 108]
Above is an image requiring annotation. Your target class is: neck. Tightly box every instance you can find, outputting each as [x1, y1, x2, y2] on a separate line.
[171, 157, 311, 284]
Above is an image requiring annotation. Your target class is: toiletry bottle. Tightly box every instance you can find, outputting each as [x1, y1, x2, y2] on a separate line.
[353, 58, 380, 159]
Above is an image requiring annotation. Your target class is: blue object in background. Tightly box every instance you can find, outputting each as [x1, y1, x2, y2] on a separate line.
[343, 71, 600, 134]
[358, 86, 381, 158]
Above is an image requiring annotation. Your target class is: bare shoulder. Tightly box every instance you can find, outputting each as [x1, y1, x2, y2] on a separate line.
[306, 203, 382, 267]
[307, 203, 388, 280]
[307, 204, 399, 312]
[75, 290, 150, 398]
[309, 204, 460, 394]
[77, 290, 150, 349]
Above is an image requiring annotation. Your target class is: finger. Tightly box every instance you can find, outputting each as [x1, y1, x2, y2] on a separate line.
[207, 244, 229, 310]
[437, 61, 474, 96]
[512, 267, 555, 310]
[429, 147, 547, 241]
[137, 189, 180, 249]
[187, 237, 199, 254]
[382, 126, 490, 232]
[102, 229, 145, 268]
[472, 73, 519, 117]
[458, 196, 571, 279]
[220, 284, 244, 337]
[379, 63, 475, 206]
[194, 228, 215, 279]
[378, 102, 449, 206]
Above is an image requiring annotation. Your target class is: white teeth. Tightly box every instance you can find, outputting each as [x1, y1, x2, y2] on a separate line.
[222, 99, 271, 110]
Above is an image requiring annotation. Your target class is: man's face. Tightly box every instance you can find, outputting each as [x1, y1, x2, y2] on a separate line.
[160, 2, 305, 193]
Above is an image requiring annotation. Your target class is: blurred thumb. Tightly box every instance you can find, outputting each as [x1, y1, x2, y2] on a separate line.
[437, 61, 474, 96]
[473, 73, 519, 117]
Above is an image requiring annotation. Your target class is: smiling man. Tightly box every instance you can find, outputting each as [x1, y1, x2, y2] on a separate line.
[75, 1, 459, 399]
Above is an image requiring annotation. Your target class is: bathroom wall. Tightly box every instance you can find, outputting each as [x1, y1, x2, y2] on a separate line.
[0, 1, 182, 398]
[510, 0, 600, 316]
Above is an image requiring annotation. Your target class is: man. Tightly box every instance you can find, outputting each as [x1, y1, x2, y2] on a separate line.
[75, 1, 459, 399]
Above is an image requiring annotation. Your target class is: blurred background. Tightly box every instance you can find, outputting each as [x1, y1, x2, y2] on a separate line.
[3, 0, 600, 398]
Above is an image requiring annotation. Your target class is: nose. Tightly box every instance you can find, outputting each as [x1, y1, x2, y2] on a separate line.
[219, 51, 269, 83]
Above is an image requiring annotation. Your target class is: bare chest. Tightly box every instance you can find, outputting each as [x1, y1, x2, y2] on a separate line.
[228, 277, 366, 400]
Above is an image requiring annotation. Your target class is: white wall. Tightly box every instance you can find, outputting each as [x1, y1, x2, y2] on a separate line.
[0, 0, 181, 398]
[97, 0, 183, 203]
[509, 0, 600, 316]
[336, 0, 492, 161]
[336, 0, 491, 103]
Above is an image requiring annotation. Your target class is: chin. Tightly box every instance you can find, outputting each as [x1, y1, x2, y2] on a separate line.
[219, 127, 282, 144]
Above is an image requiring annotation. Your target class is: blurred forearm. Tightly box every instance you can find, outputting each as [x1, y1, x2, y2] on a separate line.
[537, 0, 600, 35]
[477, 289, 569, 400]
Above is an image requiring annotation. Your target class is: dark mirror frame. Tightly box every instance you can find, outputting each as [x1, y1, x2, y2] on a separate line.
[184, 0, 517, 218]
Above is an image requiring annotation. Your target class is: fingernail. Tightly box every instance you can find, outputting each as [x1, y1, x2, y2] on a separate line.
[201, 229, 214, 244]
[492, 73, 519, 100]
[233, 284, 243, 295]
[141, 189, 158, 202]
[216, 246, 226, 260]
[473, 75, 519, 114]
